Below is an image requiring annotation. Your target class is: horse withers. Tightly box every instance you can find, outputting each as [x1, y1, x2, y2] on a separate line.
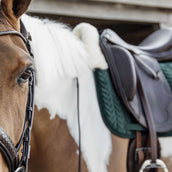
[0, 0, 34, 172]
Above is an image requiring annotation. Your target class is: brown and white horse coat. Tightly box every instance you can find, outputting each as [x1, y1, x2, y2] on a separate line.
[22, 15, 172, 172]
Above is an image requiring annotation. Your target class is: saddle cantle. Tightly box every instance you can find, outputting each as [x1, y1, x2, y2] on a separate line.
[100, 28, 172, 133]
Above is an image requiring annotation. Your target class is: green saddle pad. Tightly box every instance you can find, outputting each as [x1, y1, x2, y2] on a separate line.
[94, 61, 172, 138]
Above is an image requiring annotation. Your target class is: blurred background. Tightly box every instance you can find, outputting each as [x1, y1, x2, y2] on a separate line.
[27, 0, 172, 44]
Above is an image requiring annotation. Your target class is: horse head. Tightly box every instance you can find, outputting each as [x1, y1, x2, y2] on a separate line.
[0, 0, 33, 172]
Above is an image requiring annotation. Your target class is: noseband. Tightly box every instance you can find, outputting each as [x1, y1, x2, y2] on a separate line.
[0, 21, 35, 172]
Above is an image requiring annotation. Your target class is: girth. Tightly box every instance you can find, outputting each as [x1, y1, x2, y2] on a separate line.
[0, 21, 35, 172]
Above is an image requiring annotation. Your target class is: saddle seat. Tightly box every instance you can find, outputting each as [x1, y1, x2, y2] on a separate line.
[103, 28, 172, 61]
[100, 28, 172, 133]
[139, 28, 172, 53]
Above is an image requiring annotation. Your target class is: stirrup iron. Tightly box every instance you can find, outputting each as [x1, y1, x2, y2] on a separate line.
[139, 159, 168, 172]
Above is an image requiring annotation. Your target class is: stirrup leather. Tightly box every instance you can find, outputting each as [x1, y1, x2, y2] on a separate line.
[139, 159, 168, 172]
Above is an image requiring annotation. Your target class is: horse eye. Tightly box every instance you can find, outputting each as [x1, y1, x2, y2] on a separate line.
[18, 68, 33, 84]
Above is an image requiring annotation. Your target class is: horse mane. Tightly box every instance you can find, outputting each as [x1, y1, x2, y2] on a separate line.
[22, 15, 90, 78]
[22, 14, 112, 172]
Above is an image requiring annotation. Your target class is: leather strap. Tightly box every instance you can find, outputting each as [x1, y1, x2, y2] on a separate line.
[76, 78, 82, 172]
[0, 30, 27, 43]
[136, 132, 145, 166]
[136, 66, 157, 163]
[0, 127, 19, 172]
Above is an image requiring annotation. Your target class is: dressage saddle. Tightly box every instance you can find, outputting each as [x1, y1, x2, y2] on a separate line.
[100, 28, 172, 172]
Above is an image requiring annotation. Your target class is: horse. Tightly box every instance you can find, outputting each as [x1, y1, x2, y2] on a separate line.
[21, 14, 128, 172]
[0, 0, 34, 172]
[1, 0, 170, 171]
[21, 13, 172, 172]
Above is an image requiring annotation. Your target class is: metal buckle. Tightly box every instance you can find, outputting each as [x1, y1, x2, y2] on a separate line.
[15, 167, 24, 172]
[135, 147, 151, 162]
[139, 159, 168, 172]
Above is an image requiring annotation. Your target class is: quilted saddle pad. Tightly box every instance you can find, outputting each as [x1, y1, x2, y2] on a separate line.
[94, 61, 172, 138]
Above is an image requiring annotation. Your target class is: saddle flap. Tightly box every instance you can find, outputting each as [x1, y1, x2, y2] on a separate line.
[100, 34, 137, 102]
[136, 58, 172, 132]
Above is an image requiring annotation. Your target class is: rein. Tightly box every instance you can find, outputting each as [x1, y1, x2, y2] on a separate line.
[0, 22, 35, 172]
[76, 78, 81, 172]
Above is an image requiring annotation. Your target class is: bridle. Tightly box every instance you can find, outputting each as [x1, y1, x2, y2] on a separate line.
[0, 21, 35, 172]
[0, 21, 81, 172]
[0, 20, 35, 172]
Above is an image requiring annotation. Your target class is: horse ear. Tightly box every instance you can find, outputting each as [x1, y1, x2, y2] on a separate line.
[13, 0, 32, 18]
[1, 0, 32, 19]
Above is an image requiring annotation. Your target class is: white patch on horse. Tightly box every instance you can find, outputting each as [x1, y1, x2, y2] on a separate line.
[159, 137, 172, 158]
[22, 15, 112, 172]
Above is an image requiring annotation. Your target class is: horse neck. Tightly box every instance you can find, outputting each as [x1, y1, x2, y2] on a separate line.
[0, 154, 8, 172]
[30, 106, 89, 172]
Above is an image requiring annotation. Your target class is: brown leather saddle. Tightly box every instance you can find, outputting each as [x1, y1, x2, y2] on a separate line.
[100, 28, 172, 172]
